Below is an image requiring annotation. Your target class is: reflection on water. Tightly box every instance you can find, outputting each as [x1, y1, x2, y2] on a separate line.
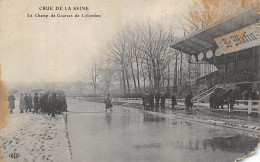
[175, 135, 259, 154]
[143, 113, 166, 123]
[105, 112, 112, 126]
[134, 143, 162, 149]
[204, 135, 259, 153]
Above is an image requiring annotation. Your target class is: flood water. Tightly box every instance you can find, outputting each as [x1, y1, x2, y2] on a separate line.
[66, 99, 259, 162]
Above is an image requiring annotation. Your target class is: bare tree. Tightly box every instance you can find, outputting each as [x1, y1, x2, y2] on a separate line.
[107, 30, 128, 95]
[133, 21, 174, 91]
[101, 68, 113, 95]
[90, 62, 102, 95]
[107, 20, 178, 94]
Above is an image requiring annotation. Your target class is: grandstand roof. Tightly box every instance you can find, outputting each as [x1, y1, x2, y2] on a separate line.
[170, 9, 259, 57]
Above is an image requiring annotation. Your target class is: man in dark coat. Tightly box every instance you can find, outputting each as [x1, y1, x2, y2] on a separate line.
[104, 94, 113, 112]
[33, 93, 39, 113]
[209, 94, 214, 110]
[228, 88, 238, 110]
[48, 93, 57, 117]
[219, 88, 232, 109]
[39, 93, 44, 112]
[149, 92, 154, 111]
[44, 93, 49, 113]
[171, 93, 177, 111]
[28, 94, 33, 112]
[24, 93, 30, 112]
[155, 90, 160, 112]
[160, 92, 166, 113]
[142, 92, 149, 110]
[60, 93, 68, 112]
[185, 92, 193, 110]
[209, 88, 221, 110]
[40, 93, 48, 113]
[8, 94, 15, 113]
[56, 94, 62, 114]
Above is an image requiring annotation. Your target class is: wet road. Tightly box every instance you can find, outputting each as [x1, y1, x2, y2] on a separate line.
[66, 99, 259, 162]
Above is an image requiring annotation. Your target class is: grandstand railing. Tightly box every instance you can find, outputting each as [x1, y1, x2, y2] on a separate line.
[192, 85, 220, 102]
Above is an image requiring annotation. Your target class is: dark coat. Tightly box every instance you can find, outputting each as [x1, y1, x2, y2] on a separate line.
[34, 95, 39, 107]
[60, 95, 67, 111]
[24, 96, 29, 106]
[220, 89, 232, 103]
[228, 90, 237, 104]
[8, 95, 15, 109]
[149, 93, 154, 104]
[160, 95, 165, 105]
[28, 95, 33, 108]
[105, 98, 112, 109]
[185, 93, 193, 107]
[171, 95, 177, 106]
[142, 94, 149, 105]
[48, 93, 57, 108]
[155, 92, 160, 102]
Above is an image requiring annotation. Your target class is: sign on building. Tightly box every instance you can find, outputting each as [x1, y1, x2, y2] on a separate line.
[214, 23, 260, 54]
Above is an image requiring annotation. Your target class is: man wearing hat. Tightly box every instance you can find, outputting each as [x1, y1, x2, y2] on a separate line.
[155, 90, 160, 112]
[160, 92, 166, 113]
[24, 93, 29, 112]
[8, 93, 15, 113]
[33, 93, 39, 113]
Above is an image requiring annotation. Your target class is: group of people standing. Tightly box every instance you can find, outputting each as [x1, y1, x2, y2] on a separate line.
[209, 87, 259, 110]
[8, 91, 68, 117]
[141, 90, 178, 113]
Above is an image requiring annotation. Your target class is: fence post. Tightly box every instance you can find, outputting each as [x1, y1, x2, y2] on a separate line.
[248, 100, 252, 115]
[196, 100, 199, 109]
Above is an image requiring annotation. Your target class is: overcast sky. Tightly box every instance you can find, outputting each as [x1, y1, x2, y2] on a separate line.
[0, 0, 192, 83]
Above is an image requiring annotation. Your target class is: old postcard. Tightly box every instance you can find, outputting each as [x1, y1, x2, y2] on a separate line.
[0, 0, 260, 161]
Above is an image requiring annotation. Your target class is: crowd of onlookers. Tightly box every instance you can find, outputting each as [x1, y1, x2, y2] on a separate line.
[140, 90, 193, 113]
[8, 91, 68, 117]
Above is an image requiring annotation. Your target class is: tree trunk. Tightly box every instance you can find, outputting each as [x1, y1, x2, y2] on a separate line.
[174, 53, 178, 87]
[141, 59, 146, 93]
[135, 55, 141, 92]
[94, 84, 96, 95]
[152, 60, 159, 91]
[147, 59, 152, 91]
[130, 62, 137, 93]
[125, 66, 130, 94]
[179, 53, 183, 86]
[107, 85, 110, 95]
[167, 64, 170, 93]
[121, 65, 126, 95]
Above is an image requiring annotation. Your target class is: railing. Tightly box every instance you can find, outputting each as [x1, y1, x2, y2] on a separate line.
[192, 85, 220, 102]
[234, 100, 260, 115]
[192, 85, 221, 110]
[71, 96, 260, 114]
